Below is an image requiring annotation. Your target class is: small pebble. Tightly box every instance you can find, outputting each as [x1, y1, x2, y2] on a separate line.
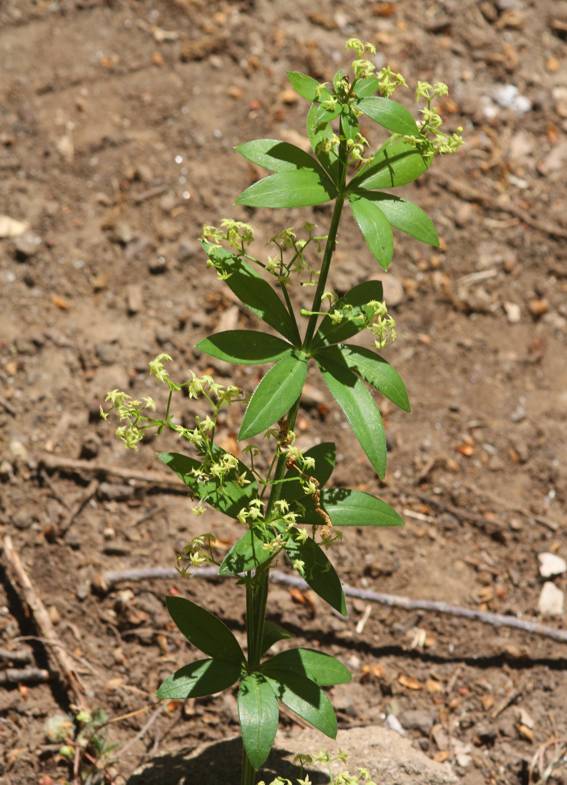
[538, 552, 567, 578]
[538, 582, 564, 616]
[503, 302, 521, 323]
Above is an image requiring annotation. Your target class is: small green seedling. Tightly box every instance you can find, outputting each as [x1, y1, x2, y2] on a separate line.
[102, 38, 462, 785]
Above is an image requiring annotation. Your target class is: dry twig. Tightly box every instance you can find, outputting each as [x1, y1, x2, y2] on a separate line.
[96, 565, 567, 645]
[2, 536, 87, 707]
[434, 172, 567, 241]
[59, 479, 99, 538]
[0, 647, 33, 664]
[0, 667, 50, 686]
[38, 453, 181, 489]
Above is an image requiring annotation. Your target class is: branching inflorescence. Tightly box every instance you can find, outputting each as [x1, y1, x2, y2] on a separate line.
[102, 39, 462, 785]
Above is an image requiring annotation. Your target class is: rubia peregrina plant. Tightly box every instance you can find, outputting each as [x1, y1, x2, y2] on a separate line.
[102, 39, 462, 785]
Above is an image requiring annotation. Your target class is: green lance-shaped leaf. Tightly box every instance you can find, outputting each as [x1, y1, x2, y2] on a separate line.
[306, 102, 341, 178]
[351, 138, 430, 190]
[236, 169, 336, 209]
[339, 343, 411, 412]
[239, 351, 308, 440]
[157, 658, 241, 700]
[313, 280, 384, 348]
[197, 331, 293, 365]
[302, 442, 336, 486]
[285, 536, 347, 616]
[166, 596, 244, 663]
[238, 673, 279, 770]
[202, 243, 298, 343]
[281, 441, 336, 505]
[261, 620, 293, 657]
[219, 527, 275, 577]
[353, 76, 380, 98]
[321, 488, 404, 527]
[358, 96, 420, 136]
[317, 346, 387, 479]
[266, 672, 337, 738]
[287, 70, 320, 101]
[159, 450, 257, 518]
[235, 139, 322, 173]
[262, 648, 351, 687]
[354, 193, 439, 247]
[349, 194, 394, 270]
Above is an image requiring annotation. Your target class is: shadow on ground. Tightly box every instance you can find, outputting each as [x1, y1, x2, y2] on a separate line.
[126, 737, 329, 785]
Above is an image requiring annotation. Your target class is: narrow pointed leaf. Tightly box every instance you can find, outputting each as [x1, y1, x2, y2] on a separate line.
[267, 672, 337, 738]
[358, 97, 419, 136]
[279, 442, 336, 525]
[197, 331, 293, 365]
[219, 527, 275, 576]
[339, 344, 410, 411]
[303, 442, 336, 486]
[353, 77, 379, 97]
[202, 243, 298, 342]
[238, 673, 279, 769]
[287, 71, 320, 101]
[157, 658, 240, 700]
[322, 488, 403, 527]
[236, 169, 335, 209]
[262, 648, 351, 687]
[159, 450, 257, 518]
[166, 596, 244, 663]
[307, 102, 340, 177]
[239, 352, 308, 440]
[318, 347, 387, 479]
[352, 138, 430, 190]
[261, 620, 293, 656]
[359, 193, 439, 247]
[285, 536, 346, 616]
[235, 139, 321, 173]
[349, 195, 393, 270]
[313, 280, 384, 347]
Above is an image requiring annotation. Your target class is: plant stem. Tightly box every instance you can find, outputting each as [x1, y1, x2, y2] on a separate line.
[303, 132, 348, 349]
[302, 193, 345, 348]
[241, 135, 348, 785]
[241, 751, 257, 785]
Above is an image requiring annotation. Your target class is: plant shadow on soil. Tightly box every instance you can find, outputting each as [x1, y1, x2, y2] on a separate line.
[126, 737, 328, 785]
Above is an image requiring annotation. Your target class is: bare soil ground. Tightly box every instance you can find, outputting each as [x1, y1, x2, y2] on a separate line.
[0, 1, 566, 783]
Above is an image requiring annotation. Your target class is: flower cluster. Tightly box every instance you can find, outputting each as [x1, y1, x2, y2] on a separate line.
[100, 389, 157, 449]
[202, 219, 254, 253]
[405, 80, 464, 159]
[328, 300, 397, 350]
[177, 533, 218, 572]
[258, 751, 377, 785]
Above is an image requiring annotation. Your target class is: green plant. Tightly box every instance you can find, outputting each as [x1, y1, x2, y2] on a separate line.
[102, 39, 462, 785]
[45, 708, 117, 784]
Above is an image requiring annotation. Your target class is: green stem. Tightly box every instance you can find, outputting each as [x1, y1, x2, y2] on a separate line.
[280, 281, 301, 345]
[241, 752, 257, 785]
[240, 130, 348, 785]
[303, 134, 347, 349]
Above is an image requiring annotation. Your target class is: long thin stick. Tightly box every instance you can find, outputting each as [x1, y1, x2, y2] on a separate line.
[97, 565, 567, 645]
[59, 479, 99, 538]
[0, 667, 50, 686]
[2, 536, 87, 707]
[38, 453, 181, 488]
[0, 647, 33, 664]
[433, 172, 567, 240]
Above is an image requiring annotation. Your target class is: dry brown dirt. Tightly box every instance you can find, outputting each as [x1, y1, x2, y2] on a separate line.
[0, 1, 566, 784]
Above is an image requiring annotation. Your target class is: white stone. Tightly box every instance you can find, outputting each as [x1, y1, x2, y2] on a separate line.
[492, 85, 532, 114]
[538, 552, 567, 578]
[538, 582, 564, 616]
[385, 713, 406, 735]
[0, 215, 28, 238]
[503, 302, 521, 323]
